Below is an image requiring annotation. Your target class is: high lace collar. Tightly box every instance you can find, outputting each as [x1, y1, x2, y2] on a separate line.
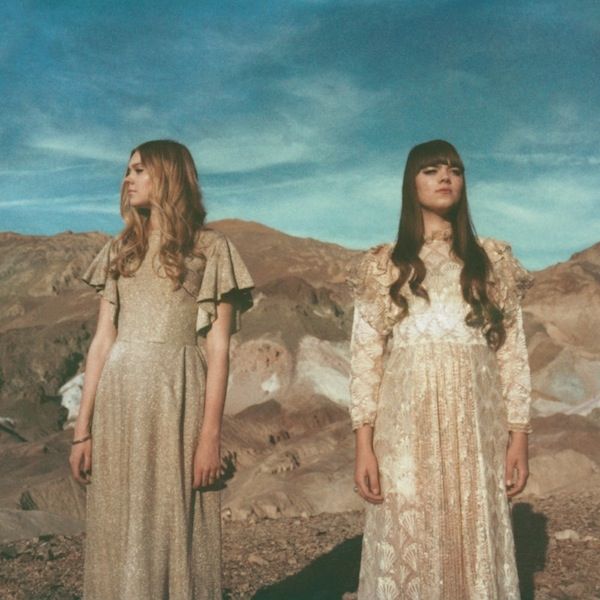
[423, 227, 453, 244]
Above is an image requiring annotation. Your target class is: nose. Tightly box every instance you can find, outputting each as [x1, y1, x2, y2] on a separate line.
[439, 166, 451, 182]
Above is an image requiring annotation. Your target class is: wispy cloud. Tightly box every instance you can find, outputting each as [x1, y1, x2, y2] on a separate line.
[1, 1, 598, 268]
[471, 174, 600, 266]
[28, 133, 125, 163]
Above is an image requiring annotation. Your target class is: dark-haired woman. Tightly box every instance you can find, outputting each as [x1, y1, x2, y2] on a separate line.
[349, 140, 532, 599]
[69, 140, 254, 599]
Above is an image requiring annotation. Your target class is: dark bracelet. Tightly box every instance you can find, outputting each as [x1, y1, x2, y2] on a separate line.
[72, 434, 92, 445]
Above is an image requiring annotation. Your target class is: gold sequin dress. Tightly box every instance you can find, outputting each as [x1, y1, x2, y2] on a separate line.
[81, 229, 253, 600]
[349, 231, 533, 600]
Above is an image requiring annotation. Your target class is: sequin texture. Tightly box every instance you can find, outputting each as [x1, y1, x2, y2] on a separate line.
[81, 229, 254, 599]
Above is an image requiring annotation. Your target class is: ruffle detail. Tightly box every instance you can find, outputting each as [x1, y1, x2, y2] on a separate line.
[81, 238, 119, 325]
[508, 421, 533, 434]
[346, 244, 404, 336]
[195, 233, 254, 335]
[480, 238, 534, 327]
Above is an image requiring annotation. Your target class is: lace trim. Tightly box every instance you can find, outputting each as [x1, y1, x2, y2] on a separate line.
[423, 227, 452, 244]
[508, 422, 533, 434]
[480, 238, 534, 327]
[346, 244, 403, 335]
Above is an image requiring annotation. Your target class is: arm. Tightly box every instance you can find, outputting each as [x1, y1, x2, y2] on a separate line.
[497, 306, 532, 497]
[69, 297, 117, 485]
[192, 300, 233, 489]
[350, 303, 388, 504]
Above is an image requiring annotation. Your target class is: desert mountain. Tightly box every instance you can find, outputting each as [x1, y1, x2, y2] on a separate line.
[0, 222, 599, 533]
[522, 241, 600, 415]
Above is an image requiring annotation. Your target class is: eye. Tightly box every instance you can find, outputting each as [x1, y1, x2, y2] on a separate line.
[135, 168, 144, 174]
[422, 167, 438, 175]
[451, 168, 462, 176]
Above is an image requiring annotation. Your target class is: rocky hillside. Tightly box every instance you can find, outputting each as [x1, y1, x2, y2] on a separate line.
[0, 223, 599, 532]
[523, 241, 600, 415]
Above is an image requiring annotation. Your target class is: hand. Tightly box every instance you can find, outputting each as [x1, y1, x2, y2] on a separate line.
[69, 438, 92, 485]
[193, 433, 221, 489]
[505, 431, 529, 498]
[355, 444, 384, 504]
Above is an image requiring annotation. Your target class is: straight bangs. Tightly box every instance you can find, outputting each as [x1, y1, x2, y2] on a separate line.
[412, 140, 465, 173]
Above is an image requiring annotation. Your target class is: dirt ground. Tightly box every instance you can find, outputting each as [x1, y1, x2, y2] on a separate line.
[1, 491, 599, 599]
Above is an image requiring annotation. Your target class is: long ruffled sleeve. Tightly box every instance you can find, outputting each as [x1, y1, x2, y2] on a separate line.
[81, 238, 119, 326]
[347, 244, 398, 430]
[195, 233, 254, 336]
[482, 238, 535, 433]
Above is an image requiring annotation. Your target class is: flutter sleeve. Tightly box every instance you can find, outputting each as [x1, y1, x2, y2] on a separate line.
[483, 239, 535, 433]
[347, 244, 398, 430]
[81, 238, 119, 326]
[196, 233, 254, 336]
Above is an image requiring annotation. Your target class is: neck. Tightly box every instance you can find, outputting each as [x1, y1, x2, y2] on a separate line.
[421, 209, 452, 237]
[147, 212, 161, 233]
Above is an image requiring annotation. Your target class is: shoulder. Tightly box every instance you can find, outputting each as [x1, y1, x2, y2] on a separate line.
[360, 242, 395, 270]
[92, 234, 120, 262]
[347, 242, 396, 291]
[478, 236, 534, 302]
[477, 236, 513, 263]
[194, 228, 231, 256]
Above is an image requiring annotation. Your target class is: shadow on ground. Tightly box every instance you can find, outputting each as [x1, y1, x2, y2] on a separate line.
[513, 502, 549, 600]
[253, 536, 361, 600]
[252, 504, 549, 600]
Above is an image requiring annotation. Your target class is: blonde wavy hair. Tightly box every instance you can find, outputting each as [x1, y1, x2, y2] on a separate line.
[112, 140, 207, 287]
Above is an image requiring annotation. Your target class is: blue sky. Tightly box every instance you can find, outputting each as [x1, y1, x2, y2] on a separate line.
[1, 0, 599, 269]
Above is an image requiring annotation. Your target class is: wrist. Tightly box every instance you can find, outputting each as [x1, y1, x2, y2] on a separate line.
[356, 439, 375, 456]
[355, 425, 374, 447]
[508, 431, 528, 448]
[199, 428, 221, 443]
[73, 422, 91, 438]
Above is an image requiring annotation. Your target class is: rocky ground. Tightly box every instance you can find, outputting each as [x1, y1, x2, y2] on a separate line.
[1, 491, 598, 600]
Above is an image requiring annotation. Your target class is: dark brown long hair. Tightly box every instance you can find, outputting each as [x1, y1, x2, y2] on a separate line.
[113, 140, 207, 287]
[390, 140, 505, 349]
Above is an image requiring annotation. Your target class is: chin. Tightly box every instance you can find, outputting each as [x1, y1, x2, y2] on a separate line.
[424, 201, 457, 216]
[130, 200, 151, 209]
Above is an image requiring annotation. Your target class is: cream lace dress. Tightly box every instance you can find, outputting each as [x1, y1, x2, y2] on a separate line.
[349, 230, 533, 600]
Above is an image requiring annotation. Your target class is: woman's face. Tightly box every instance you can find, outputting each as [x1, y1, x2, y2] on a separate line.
[124, 151, 153, 208]
[414, 162, 463, 215]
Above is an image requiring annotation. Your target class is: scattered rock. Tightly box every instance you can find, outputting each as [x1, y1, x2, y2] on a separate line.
[247, 553, 269, 566]
[0, 493, 598, 599]
[554, 528, 581, 541]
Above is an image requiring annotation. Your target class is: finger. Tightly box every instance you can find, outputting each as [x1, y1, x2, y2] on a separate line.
[507, 469, 523, 497]
[362, 474, 383, 504]
[192, 464, 201, 489]
[69, 456, 79, 481]
[512, 467, 528, 496]
[367, 467, 381, 497]
[69, 454, 86, 485]
[505, 461, 514, 489]
[192, 473, 200, 489]
[355, 475, 370, 502]
[83, 450, 92, 476]
[201, 469, 210, 488]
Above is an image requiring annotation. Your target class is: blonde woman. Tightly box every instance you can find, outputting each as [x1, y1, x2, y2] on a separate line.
[350, 140, 532, 599]
[69, 140, 254, 599]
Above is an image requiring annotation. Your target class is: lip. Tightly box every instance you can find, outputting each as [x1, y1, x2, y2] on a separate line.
[436, 188, 452, 193]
